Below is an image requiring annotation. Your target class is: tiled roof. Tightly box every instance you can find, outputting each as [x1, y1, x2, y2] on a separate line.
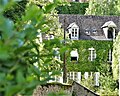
[58, 14, 120, 40]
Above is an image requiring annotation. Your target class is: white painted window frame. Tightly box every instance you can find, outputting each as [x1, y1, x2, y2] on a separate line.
[108, 49, 112, 62]
[88, 47, 96, 61]
[71, 28, 79, 40]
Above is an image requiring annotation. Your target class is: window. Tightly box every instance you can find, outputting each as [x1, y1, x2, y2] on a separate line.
[84, 72, 89, 79]
[94, 72, 100, 86]
[68, 22, 79, 40]
[49, 34, 54, 39]
[72, 0, 79, 2]
[108, 27, 113, 39]
[88, 48, 96, 61]
[70, 49, 79, 62]
[53, 48, 60, 60]
[85, 29, 90, 35]
[71, 28, 78, 39]
[67, 72, 81, 81]
[92, 28, 97, 34]
[107, 49, 112, 62]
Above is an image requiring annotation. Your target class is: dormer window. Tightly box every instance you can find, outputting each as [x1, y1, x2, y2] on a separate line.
[67, 22, 79, 40]
[88, 47, 96, 61]
[101, 21, 117, 40]
[70, 49, 79, 62]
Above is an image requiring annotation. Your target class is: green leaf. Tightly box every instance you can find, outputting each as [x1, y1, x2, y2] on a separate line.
[16, 70, 25, 83]
[5, 85, 23, 96]
[44, 3, 55, 13]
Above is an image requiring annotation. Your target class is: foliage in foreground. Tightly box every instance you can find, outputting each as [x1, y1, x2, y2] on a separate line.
[0, 0, 67, 96]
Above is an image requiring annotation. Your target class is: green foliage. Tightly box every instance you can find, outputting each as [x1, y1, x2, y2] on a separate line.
[99, 75, 118, 96]
[80, 76, 99, 93]
[85, 0, 120, 15]
[56, 2, 89, 14]
[66, 40, 113, 72]
[48, 90, 70, 96]
[0, 0, 66, 96]
[112, 32, 120, 80]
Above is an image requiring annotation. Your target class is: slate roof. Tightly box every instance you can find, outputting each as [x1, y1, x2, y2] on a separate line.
[58, 14, 120, 40]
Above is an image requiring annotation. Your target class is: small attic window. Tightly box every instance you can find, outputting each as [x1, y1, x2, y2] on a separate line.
[50, 34, 54, 39]
[70, 49, 79, 62]
[85, 29, 90, 35]
[92, 29, 97, 34]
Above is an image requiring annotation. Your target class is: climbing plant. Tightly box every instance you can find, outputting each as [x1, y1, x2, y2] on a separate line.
[65, 40, 113, 72]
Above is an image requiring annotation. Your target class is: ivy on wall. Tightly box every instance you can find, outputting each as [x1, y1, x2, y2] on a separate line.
[65, 40, 113, 72]
[56, 2, 89, 14]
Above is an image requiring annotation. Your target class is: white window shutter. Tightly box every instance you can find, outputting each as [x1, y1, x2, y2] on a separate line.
[84, 72, 89, 79]
[94, 72, 100, 86]
[77, 72, 81, 83]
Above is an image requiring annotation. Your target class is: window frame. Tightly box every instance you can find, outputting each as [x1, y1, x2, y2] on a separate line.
[88, 47, 96, 61]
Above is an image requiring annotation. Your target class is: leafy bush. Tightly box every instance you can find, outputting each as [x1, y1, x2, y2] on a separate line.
[0, 0, 65, 96]
[56, 2, 89, 14]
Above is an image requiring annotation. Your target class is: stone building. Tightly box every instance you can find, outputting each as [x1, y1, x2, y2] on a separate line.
[59, 14, 120, 41]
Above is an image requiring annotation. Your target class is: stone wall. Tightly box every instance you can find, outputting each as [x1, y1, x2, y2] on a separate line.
[33, 83, 72, 96]
[72, 81, 99, 96]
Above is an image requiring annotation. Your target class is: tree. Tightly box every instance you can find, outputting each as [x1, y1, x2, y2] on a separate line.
[112, 32, 120, 80]
[0, 0, 67, 96]
[85, 0, 120, 15]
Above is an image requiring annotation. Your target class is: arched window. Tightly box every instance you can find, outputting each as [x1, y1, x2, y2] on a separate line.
[108, 27, 113, 39]
[88, 47, 96, 61]
[101, 21, 117, 40]
[70, 49, 79, 62]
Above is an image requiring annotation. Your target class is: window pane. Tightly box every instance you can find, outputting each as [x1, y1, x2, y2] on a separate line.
[75, 32, 77, 37]
[72, 32, 74, 37]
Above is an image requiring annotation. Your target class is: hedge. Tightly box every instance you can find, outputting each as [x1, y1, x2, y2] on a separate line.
[56, 2, 89, 14]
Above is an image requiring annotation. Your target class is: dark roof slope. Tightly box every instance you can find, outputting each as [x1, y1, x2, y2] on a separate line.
[58, 14, 120, 40]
